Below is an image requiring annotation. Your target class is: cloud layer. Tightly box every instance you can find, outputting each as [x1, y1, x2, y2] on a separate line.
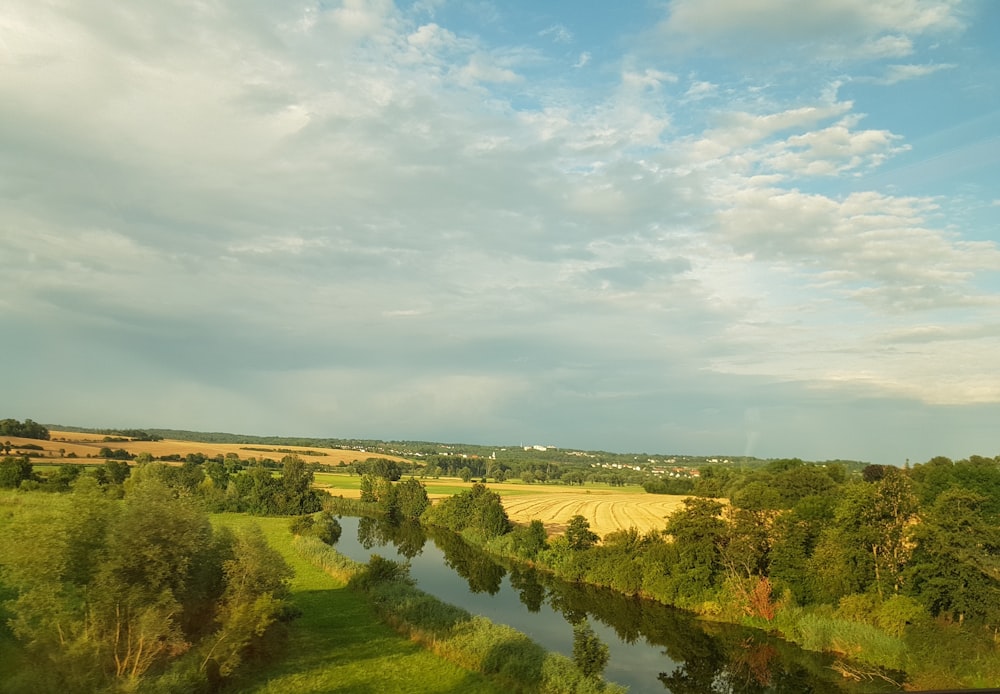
[2, 0, 997, 462]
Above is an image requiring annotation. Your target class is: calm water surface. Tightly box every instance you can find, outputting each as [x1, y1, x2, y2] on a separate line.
[333, 515, 900, 694]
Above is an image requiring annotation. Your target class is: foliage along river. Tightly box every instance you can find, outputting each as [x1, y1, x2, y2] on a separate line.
[333, 515, 900, 693]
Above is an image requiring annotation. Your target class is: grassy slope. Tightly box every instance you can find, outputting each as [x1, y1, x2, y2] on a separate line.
[212, 514, 504, 694]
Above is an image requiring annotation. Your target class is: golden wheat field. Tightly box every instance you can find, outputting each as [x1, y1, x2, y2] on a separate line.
[502, 491, 689, 537]
[11, 431, 408, 466]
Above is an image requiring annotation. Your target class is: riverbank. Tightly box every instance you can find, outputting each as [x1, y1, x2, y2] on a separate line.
[214, 513, 625, 693]
[290, 528, 626, 693]
[210, 514, 506, 694]
[468, 521, 1000, 691]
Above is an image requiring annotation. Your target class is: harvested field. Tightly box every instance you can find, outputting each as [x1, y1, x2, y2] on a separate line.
[14, 431, 408, 467]
[502, 492, 689, 538]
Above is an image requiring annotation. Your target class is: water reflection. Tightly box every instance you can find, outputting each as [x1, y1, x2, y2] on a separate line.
[358, 515, 426, 559]
[429, 526, 507, 595]
[333, 516, 898, 694]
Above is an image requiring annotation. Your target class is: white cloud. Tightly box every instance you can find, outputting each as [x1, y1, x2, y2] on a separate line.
[622, 68, 678, 91]
[659, 0, 963, 60]
[684, 80, 718, 100]
[876, 62, 957, 84]
[697, 102, 853, 152]
[573, 52, 591, 68]
[711, 185, 1000, 312]
[762, 116, 909, 176]
[539, 24, 573, 44]
[456, 54, 521, 85]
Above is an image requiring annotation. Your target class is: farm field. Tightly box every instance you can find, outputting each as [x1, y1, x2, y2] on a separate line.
[502, 492, 689, 537]
[6, 431, 407, 467]
[317, 473, 685, 537]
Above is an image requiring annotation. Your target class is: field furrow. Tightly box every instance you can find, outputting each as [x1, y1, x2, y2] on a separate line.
[500, 492, 688, 538]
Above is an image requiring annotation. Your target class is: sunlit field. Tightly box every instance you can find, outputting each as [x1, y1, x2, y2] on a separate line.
[316, 472, 679, 537]
[9, 431, 407, 466]
[502, 492, 687, 536]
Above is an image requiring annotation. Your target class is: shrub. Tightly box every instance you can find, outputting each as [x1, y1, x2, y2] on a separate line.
[349, 554, 413, 591]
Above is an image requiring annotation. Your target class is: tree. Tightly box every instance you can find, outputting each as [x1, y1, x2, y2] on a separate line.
[565, 515, 598, 551]
[104, 459, 131, 485]
[421, 483, 510, 539]
[664, 498, 727, 597]
[390, 478, 429, 520]
[277, 455, 321, 515]
[358, 457, 402, 481]
[0, 418, 49, 440]
[513, 519, 549, 559]
[906, 488, 1000, 626]
[0, 455, 33, 488]
[201, 525, 293, 677]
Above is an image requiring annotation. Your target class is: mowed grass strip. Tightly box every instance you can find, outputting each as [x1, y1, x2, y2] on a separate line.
[211, 514, 504, 694]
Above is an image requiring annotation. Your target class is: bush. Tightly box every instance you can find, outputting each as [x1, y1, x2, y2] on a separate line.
[349, 554, 413, 591]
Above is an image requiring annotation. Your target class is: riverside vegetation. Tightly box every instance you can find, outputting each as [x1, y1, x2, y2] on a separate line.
[344, 457, 1000, 691]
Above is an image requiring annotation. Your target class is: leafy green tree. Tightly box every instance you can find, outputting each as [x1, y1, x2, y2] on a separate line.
[421, 482, 510, 539]
[390, 477, 429, 520]
[0, 418, 49, 440]
[512, 519, 549, 559]
[769, 494, 835, 604]
[906, 488, 1000, 626]
[276, 455, 322, 515]
[664, 498, 727, 597]
[104, 459, 131, 485]
[199, 524, 293, 677]
[44, 464, 81, 491]
[565, 515, 599, 551]
[360, 473, 392, 506]
[0, 455, 33, 488]
[358, 457, 402, 481]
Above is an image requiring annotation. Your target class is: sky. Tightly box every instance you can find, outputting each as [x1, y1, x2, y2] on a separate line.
[2, 0, 999, 463]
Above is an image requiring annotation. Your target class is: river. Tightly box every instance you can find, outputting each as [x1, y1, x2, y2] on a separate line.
[332, 515, 900, 693]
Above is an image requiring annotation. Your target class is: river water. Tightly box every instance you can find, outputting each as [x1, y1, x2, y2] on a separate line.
[333, 515, 899, 693]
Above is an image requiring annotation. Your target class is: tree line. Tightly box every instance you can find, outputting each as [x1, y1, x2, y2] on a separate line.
[0, 418, 49, 440]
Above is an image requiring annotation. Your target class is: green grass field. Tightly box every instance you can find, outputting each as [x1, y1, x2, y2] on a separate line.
[211, 514, 504, 694]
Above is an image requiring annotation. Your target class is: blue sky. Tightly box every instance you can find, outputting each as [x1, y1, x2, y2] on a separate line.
[2, 0, 999, 463]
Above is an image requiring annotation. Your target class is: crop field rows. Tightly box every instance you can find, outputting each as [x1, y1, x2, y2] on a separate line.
[9, 431, 408, 467]
[502, 492, 689, 537]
